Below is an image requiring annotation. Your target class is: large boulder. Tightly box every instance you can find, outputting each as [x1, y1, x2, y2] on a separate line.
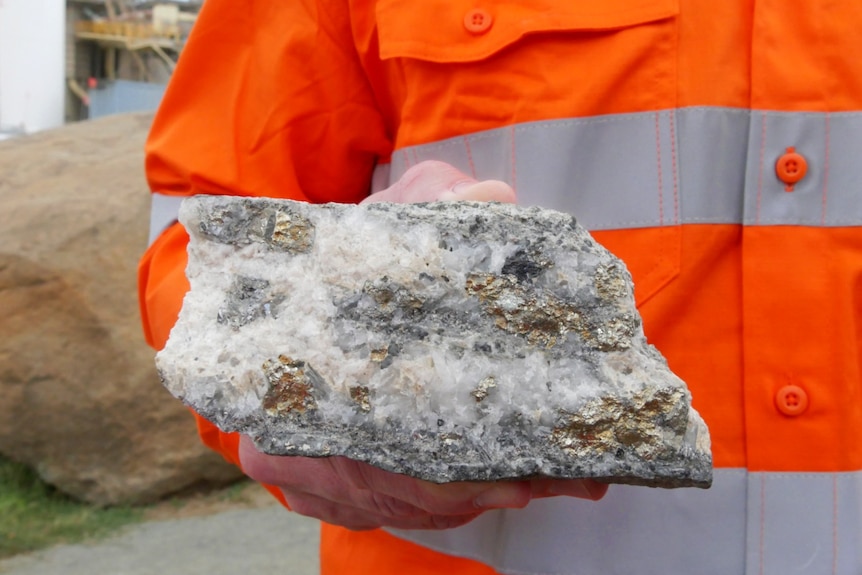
[0, 114, 242, 505]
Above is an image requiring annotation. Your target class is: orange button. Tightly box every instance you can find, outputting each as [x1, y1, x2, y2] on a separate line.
[775, 147, 808, 191]
[464, 9, 493, 34]
[775, 385, 809, 416]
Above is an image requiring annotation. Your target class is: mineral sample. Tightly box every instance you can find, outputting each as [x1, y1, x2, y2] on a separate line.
[157, 196, 712, 488]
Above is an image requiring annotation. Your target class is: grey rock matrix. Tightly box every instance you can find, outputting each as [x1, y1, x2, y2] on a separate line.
[158, 196, 712, 488]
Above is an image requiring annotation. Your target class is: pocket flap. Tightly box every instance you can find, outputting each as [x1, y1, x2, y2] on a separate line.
[377, 0, 679, 62]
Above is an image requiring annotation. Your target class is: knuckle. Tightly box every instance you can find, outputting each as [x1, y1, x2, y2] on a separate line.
[412, 484, 471, 515]
[285, 490, 385, 530]
[367, 491, 421, 518]
[337, 458, 375, 491]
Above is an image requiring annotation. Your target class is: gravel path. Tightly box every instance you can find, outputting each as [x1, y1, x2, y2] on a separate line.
[0, 506, 320, 575]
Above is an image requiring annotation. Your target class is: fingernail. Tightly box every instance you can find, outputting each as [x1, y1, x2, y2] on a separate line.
[450, 180, 476, 196]
[473, 485, 524, 509]
[437, 181, 475, 202]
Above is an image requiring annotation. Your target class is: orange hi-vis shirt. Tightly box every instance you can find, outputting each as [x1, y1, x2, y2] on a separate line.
[140, 0, 862, 573]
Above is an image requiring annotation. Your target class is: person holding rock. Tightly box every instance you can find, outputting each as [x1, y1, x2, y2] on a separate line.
[139, 1, 862, 573]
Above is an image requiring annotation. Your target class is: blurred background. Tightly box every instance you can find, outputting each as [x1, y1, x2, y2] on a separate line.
[0, 0, 200, 138]
[0, 3, 323, 572]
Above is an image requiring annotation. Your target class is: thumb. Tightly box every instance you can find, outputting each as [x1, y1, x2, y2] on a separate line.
[362, 160, 515, 204]
[437, 179, 516, 203]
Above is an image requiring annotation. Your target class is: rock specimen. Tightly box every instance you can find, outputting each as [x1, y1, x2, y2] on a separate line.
[158, 196, 712, 488]
[0, 114, 241, 505]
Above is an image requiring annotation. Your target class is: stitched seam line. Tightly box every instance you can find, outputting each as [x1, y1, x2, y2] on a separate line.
[395, 107, 862, 156]
[655, 111, 664, 226]
[751, 471, 862, 478]
[510, 125, 517, 191]
[755, 114, 767, 226]
[464, 135, 477, 178]
[833, 474, 839, 575]
[822, 113, 831, 226]
[759, 474, 766, 575]
[670, 109, 680, 224]
[413, 107, 862, 150]
[745, 218, 862, 226]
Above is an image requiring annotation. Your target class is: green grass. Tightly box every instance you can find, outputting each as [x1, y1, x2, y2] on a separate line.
[0, 456, 143, 559]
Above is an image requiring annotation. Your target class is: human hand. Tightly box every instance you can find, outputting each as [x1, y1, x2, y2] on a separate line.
[361, 160, 517, 204]
[240, 436, 607, 531]
[239, 161, 606, 531]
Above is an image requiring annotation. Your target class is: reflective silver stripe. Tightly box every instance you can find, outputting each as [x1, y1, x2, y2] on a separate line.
[148, 193, 186, 245]
[386, 469, 862, 575]
[377, 107, 862, 230]
[151, 108, 862, 240]
[747, 471, 862, 575]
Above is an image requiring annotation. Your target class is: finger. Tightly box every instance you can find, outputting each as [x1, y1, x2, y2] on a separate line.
[240, 438, 369, 505]
[281, 487, 383, 531]
[241, 438, 506, 518]
[238, 435, 318, 486]
[280, 488, 483, 531]
[361, 160, 473, 204]
[437, 179, 516, 203]
[333, 457, 532, 515]
[242, 438, 426, 522]
[530, 478, 609, 501]
[362, 160, 515, 204]
[242, 440, 428, 523]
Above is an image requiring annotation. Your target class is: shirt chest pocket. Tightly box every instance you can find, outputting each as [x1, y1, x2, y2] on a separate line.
[376, 0, 678, 62]
[375, 0, 682, 306]
[375, 0, 680, 135]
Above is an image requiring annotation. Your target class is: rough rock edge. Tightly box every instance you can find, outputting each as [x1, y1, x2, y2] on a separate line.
[160, 196, 713, 489]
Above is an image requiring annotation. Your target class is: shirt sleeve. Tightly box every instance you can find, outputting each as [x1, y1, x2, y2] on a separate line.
[146, 0, 390, 203]
[138, 0, 390, 491]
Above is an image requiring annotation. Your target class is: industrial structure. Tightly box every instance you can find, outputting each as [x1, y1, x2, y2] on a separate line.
[0, 0, 200, 137]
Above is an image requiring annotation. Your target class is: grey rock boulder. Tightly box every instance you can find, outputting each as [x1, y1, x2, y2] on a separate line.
[158, 195, 712, 488]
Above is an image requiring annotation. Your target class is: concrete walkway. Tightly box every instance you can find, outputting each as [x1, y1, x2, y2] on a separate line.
[0, 506, 320, 575]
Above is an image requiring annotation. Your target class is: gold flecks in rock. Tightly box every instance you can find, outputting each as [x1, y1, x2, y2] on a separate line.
[472, 376, 497, 402]
[550, 388, 687, 457]
[370, 346, 389, 363]
[261, 355, 320, 416]
[268, 209, 315, 252]
[349, 385, 372, 412]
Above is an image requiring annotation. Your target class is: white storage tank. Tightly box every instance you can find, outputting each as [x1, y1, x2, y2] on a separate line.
[0, 0, 65, 136]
